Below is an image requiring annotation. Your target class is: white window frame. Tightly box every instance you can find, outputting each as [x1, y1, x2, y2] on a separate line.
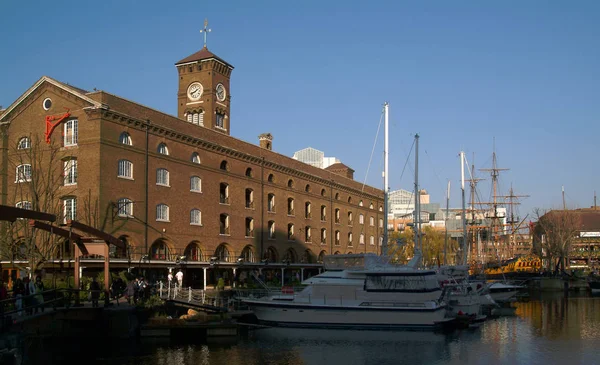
[157, 143, 169, 155]
[64, 119, 78, 147]
[360, 233, 365, 245]
[17, 137, 31, 150]
[15, 164, 32, 183]
[156, 204, 169, 222]
[190, 176, 202, 192]
[16, 201, 32, 210]
[190, 209, 202, 225]
[120, 132, 132, 145]
[64, 158, 77, 185]
[359, 214, 364, 224]
[63, 197, 77, 224]
[117, 198, 133, 217]
[370, 236, 375, 246]
[191, 153, 201, 164]
[118, 160, 133, 179]
[370, 216, 374, 226]
[156, 168, 170, 186]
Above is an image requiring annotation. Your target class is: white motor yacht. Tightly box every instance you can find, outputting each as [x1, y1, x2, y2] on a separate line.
[243, 254, 448, 329]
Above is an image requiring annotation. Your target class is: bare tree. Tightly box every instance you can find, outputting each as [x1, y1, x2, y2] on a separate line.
[533, 208, 581, 272]
[0, 135, 74, 275]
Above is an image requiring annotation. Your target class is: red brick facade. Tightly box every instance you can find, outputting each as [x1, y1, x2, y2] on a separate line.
[0, 47, 384, 268]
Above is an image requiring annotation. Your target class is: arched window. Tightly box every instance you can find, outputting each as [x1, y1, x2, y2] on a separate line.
[320, 228, 327, 244]
[335, 208, 340, 223]
[184, 242, 202, 262]
[190, 176, 202, 192]
[321, 188, 326, 197]
[305, 201, 312, 218]
[348, 211, 353, 225]
[369, 202, 374, 209]
[348, 196, 353, 204]
[335, 193, 340, 200]
[118, 160, 133, 179]
[287, 198, 294, 215]
[156, 204, 169, 221]
[335, 230, 340, 246]
[220, 160, 229, 171]
[157, 143, 169, 155]
[360, 233, 365, 245]
[359, 200, 364, 207]
[17, 137, 31, 149]
[370, 235, 375, 245]
[288, 223, 295, 240]
[215, 244, 231, 262]
[305, 184, 311, 193]
[190, 209, 202, 225]
[119, 132, 132, 145]
[16, 201, 32, 210]
[191, 152, 201, 164]
[287, 179, 294, 188]
[359, 214, 364, 224]
[268, 173, 275, 183]
[150, 240, 169, 260]
[320, 205, 327, 221]
[348, 232, 353, 246]
[117, 198, 133, 217]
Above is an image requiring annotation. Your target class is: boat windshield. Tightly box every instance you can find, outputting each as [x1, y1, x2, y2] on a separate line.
[364, 273, 440, 292]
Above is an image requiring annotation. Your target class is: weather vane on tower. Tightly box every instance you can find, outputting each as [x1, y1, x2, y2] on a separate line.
[200, 18, 211, 48]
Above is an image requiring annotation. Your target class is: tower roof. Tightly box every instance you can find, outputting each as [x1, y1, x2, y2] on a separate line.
[175, 47, 233, 67]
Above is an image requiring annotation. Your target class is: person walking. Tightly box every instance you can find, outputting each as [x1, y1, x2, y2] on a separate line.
[176, 269, 183, 288]
[13, 279, 24, 316]
[34, 276, 45, 313]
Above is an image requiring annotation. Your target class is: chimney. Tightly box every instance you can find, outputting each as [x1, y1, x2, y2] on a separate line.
[259, 133, 273, 151]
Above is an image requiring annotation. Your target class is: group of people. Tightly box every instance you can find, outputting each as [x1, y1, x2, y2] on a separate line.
[1, 276, 45, 316]
[167, 269, 184, 288]
[124, 276, 152, 305]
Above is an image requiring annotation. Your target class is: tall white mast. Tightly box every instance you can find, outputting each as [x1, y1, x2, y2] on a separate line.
[460, 151, 467, 265]
[444, 180, 450, 265]
[382, 102, 389, 256]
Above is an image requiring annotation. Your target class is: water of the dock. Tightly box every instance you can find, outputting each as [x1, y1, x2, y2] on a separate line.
[10, 292, 600, 365]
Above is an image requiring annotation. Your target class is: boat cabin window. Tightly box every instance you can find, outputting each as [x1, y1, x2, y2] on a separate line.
[364, 273, 440, 292]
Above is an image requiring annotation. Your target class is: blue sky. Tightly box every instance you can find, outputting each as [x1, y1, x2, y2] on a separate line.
[1, 1, 599, 220]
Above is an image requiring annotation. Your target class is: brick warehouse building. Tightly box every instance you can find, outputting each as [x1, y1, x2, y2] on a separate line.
[0, 46, 384, 288]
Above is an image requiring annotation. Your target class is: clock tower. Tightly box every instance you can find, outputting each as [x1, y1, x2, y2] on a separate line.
[176, 46, 234, 135]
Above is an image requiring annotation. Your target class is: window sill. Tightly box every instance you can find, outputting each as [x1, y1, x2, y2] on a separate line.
[245, 236, 254, 239]
[117, 214, 133, 218]
[15, 180, 32, 184]
[118, 176, 134, 180]
[190, 190, 203, 194]
[287, 214, 295, 217]
[156, 219, 170, 222]
[190, 223, 203, 226]
[219, 233, 231, 237]
[64, 182, 77, 186]
[245, 207, 255, 210]
[267, 210, 276, 214]
[215, 126, 228, 132]
[157, 183, 171, 187]
[220, 202, 231, 206]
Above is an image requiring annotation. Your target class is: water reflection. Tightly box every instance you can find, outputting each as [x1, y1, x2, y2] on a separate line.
[16, 294, 600, 365]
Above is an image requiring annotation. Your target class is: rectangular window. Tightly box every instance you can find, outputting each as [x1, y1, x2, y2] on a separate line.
[15, 164, 32, 183]
[156, 204, 169, 221]
[216, 113, 225, 129]
[63, 198, 77, 223]
[64, 119, 78, 146]
[118, 160, 133, 179]
[64, 159, 77, 185]
[117, 199, 133, 217]
[16, 201, 32, 210]
[156, 168, 169, 186]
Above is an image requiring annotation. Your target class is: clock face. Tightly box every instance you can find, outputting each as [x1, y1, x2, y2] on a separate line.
[187, 82, 203, 101]
[216, 83, 226, 102]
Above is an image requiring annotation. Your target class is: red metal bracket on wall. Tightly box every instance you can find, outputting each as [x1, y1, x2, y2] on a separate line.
[44, 109, 71, 144]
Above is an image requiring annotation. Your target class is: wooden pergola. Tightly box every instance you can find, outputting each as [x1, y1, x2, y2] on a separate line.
[0, 205, 125, 300]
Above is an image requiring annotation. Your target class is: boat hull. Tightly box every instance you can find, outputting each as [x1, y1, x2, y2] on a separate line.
[244, 299, 448, 329]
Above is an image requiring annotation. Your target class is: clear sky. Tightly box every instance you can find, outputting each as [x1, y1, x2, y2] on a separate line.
[1, 1, 599, 220]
